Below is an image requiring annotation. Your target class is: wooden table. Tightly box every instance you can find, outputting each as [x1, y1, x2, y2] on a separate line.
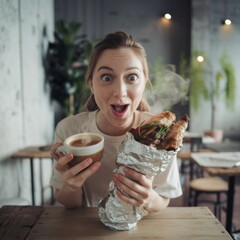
[11, 146, 53, 205]
[0, 206, 231, 239]
[204, 141, 240, 153]
[191, 152, 240, 235]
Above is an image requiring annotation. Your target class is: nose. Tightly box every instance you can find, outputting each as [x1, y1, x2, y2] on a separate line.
[113, 79, 127, 99]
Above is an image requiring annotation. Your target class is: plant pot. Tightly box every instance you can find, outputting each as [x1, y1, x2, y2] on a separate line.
[204, 129, 223, 143]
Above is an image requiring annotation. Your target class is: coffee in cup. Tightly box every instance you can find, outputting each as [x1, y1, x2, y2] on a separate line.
[55, 133, 104, 168]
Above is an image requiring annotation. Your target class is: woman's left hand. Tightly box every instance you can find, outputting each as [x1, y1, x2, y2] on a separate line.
[113, 167, 162, 212]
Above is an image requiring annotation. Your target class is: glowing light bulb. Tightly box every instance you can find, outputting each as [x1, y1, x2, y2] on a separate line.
[197, 56, 204, 62]
[164, 13, 171, 20]
[224, 19, 232, 25]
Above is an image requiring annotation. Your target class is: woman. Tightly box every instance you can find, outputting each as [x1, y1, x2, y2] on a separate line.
[50, 31, 182, 211]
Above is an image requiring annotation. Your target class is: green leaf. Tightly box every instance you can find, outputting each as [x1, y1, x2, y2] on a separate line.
[214, 71, 223, 97]
[45, 20, 95, 114]
[189, 50, 209, 111]
[154, 126, 168, 139]
[221, 55, 236, 109]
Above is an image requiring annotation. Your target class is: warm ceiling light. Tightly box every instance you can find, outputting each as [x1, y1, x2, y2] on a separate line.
[224, 19, 232, 25]
[222, 18, 232, 25]
[197, 55, 204, 62]
[164, 13, 172, 20]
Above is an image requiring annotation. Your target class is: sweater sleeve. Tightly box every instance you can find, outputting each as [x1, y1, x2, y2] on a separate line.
[152, 155, 182, 199]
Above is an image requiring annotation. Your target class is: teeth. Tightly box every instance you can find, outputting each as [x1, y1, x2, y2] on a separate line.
[115, 106, 124, 112]
[112, 105, 127, 113]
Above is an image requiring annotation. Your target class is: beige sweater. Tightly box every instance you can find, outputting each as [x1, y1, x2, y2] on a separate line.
[50, 110, 182, 207]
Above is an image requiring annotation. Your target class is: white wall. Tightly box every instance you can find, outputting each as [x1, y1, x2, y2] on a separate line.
[191, 0, 240, 140]
[0, 0, 54, 204]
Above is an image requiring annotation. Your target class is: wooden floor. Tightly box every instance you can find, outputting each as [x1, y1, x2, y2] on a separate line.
[169, 168, 240, 238]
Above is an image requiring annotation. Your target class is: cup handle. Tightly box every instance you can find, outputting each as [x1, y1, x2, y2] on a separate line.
[55, 145, 67, 154]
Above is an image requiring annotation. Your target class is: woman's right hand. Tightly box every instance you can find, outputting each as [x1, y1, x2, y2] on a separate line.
[50, 143, 101, 192]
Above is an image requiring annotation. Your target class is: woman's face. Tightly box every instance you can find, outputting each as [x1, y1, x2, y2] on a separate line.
[90, 48, 146, 135]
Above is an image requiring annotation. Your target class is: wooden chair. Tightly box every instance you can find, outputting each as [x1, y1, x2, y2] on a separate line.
[11, 146, 54, 205]
[188, 177, 228, 220]
[187, 137, 228, 221]
[178, 136, 203, 180]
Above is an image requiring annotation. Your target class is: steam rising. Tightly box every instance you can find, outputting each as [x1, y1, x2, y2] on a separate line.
[144, 69, 190, 113]
[81, 132, 92, 145]
[80, 125, 92, 145]
[82, 135, 91, 145]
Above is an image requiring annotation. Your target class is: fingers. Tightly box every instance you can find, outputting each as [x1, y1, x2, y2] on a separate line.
[115, 189, 142, 207]
[50, 142, 63, 159]
[51, 141, 102, 192]
[123, 167, 153, 187]
[74, 161, 101, 182]
[113, 168, 153, 207]
[68, 158, 93, 176]
[51, 142, 73, 172]
[62, 160, 101, 191]
[114, 178, 144, 207]
[55, 153, 73, 172]
[114, 172, 144, 195]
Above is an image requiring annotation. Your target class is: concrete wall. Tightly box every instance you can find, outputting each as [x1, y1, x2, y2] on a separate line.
[0, 0, 54, 204]
[191, 0, 240, 140]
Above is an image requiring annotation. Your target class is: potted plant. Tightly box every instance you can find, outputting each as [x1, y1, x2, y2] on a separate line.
[179, 50, 236, 142]
[45, 20, 95, 117]
[179, 50, 208, 112]
[204, 53, 236, 141]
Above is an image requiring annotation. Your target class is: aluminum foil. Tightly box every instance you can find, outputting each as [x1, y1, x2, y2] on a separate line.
[98, 132, 178, 231]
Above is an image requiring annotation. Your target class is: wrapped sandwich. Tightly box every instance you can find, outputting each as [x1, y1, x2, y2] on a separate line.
[98, 111, 189, 231]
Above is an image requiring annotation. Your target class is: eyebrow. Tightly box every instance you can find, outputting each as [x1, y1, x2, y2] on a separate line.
[97, 66, 113, 72]
[97, 66, 141, 72]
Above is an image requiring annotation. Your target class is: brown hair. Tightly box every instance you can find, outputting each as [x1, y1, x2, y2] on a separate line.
[84, 31, 150, 112]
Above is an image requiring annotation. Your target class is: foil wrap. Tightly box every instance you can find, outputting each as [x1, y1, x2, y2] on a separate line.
[98, 133, 179, 231]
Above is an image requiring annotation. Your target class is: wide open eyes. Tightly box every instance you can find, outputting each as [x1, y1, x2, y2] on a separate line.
[101, 74, 113, 82]
[128, 74, 138, 83]
[99, 73, 140, 85]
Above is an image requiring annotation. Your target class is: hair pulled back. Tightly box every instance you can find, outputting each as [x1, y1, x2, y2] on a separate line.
[84, 31, 150, 111]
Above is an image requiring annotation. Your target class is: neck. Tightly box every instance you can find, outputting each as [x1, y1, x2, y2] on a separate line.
[96, 111, 136, 136]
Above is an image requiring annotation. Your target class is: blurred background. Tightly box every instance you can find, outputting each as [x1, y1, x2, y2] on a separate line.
[0, 0, 239, 206]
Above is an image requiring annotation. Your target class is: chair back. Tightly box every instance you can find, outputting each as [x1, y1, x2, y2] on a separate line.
[189, 136, 203, 179]
[190, 137, 203, 152]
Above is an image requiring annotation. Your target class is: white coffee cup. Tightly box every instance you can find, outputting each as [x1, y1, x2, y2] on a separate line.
[56, 132, 104, 168]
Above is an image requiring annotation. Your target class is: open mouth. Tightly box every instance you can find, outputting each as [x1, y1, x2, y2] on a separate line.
[111, 104, 129, 113]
